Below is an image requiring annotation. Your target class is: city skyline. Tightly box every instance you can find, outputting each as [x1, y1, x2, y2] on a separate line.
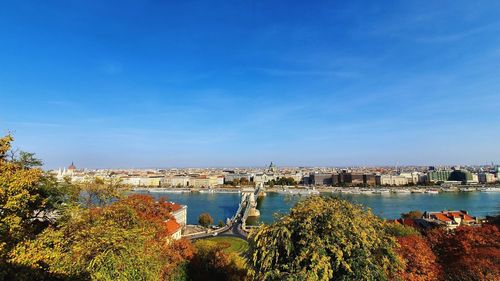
[2, 1, 500, 169]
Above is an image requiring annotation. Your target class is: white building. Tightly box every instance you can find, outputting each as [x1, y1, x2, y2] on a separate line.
[379, 175, 408, 186]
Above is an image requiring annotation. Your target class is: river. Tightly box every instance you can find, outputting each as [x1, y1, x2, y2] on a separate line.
[133, 190, 500, 225]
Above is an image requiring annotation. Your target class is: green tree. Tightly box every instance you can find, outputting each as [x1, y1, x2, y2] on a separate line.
[12, 151, 43, 169]
[248, 196, 400, 281]
[198, 213, 213, 227]
[189, 240, 247, 281]
[385, 223, 420, 237]
[401, 210, 423, 219]
[78, 177, 125, 208]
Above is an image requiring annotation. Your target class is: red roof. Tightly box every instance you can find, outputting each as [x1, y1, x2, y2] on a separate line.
[462, 214, 475, 221]
[68, 162, 76, 170]
[433, 213, 453, 222]
[165, 219, 181, 235]
[429, 211, 476, 223]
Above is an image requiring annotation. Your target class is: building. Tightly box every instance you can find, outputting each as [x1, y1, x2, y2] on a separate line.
[170, 202, 187, 226]
[165, 219, 182, 240]
[378, 175, 408, 186]
[224, 173, 252, 184]
[162, 202, 187, 241]
[190, 175, 221, 188]
[399, 172, 423, 184]
[428, 170, 452, 182]
[310, 173, 333, 186]
[350, 173, 364, 185]
[363, 174, 377, 186]
[254, 173, 277, 187]
[167, 175, 190, 187]
[423, 210, 477, 230]
[449, 170, 475, 184]
[121, 176, 163, 187]
[268, 162, 277, 173]
[478, 173, 496, 183]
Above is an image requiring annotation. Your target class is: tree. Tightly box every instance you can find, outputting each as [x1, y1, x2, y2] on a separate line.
[198, 213, 213, 227]
[426, 224, 500, 281]
[401, 210, 423, 219]
[218, 220, 225, 227]
[385, 220, 441, 281]
[189, 240, 247, 281]
[0, 135, 69, 279]
[240, 177, 250, 186]
[385, 223, 420, 237]
[78, 177, 125, 208]
[394, 234, 441, 281]
[12, 151, 43, 169]
[248, 196, 400, 281]
[9, 194, 195, 280]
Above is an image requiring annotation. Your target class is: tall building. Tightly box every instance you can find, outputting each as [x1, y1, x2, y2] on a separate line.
[428, 170, 452, 182]
[449, 170, 474, 183]
[310, 173, 333, 186]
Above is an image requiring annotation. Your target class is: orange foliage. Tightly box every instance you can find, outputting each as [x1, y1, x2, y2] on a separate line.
[396, 235, 442, 281]
[98, 194, 196, 279]
[120, 194, 177, 239]
[426, 225, 500, 281]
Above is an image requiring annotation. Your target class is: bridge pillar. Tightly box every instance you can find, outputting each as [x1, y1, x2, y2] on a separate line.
[247, 192, 260, 217]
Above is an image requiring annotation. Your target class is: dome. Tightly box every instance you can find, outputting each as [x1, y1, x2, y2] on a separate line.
[68, 162, 76, 170]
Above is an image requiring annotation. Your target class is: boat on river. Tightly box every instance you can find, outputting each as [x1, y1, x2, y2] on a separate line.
[392, 189, 411, 194]
[479, 187, 500, 192]
[372, 189, 390, 194]
[425, 189, 439, 194]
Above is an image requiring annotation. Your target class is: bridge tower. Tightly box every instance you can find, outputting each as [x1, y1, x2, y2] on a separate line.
[247, 192, 260, 217]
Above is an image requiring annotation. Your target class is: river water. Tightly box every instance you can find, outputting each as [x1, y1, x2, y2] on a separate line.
[134, 191, 500, 225]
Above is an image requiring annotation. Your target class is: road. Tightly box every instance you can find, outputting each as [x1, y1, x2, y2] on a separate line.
[188, 205, 249, 241]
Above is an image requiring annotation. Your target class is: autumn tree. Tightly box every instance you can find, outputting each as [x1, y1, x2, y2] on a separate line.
[198, 213, 213, 227]
[0, 135, 69, 279]
[9, 194, 195, 280]
[426, 225, 500, 281]
[396, 235, 441, 281]
[248, 196, 400, 281]
[386, 223, 441, 281]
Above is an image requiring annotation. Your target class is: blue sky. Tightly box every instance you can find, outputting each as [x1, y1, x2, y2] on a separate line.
[1, 0, 500, 169]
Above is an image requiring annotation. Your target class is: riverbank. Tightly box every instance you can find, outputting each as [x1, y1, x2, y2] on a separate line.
[133, 189, 500, 225]
[131, 185, 500, 195]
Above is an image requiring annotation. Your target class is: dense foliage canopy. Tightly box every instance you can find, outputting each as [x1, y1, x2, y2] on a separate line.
[247, 196, 400, 281]
[426, 224, 500, 281]
[189, 239, 247, 281]
[10, 195, 194, 280]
